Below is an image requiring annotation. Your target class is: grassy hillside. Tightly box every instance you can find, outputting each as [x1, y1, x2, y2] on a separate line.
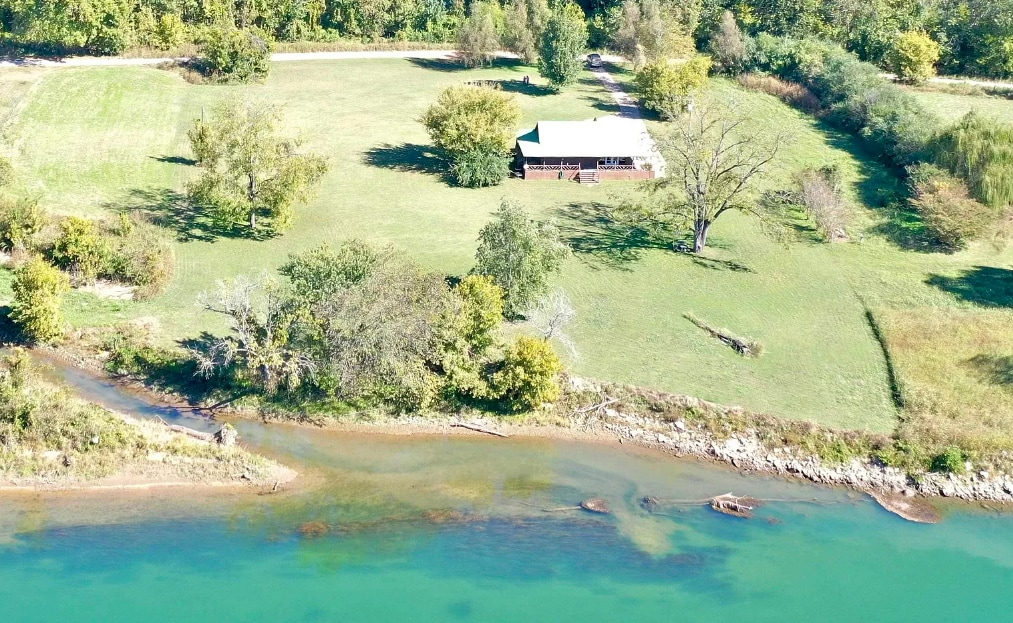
[1, 59, 1011, 442]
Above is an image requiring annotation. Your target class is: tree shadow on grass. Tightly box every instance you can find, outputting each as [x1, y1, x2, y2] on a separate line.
[965, 354, 1013, 387]
[151, 155, 197, 166]
[556, 201, 670, 269]
[926, 266, 1013, 307]
[104, 188, 259, 243]
[407, 57, 525, 73]
[556, 202, 754, 273]
[497, 79, 555, 97]
[363, 142, 449, 180]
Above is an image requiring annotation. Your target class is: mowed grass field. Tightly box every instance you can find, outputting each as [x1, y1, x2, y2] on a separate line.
[1, 59, 1011, 439]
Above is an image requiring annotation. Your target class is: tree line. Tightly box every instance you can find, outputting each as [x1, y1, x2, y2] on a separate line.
[1, 1, 1010, 78]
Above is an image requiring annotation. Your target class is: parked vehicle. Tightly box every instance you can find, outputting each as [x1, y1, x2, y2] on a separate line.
[587, 53, 603, 68]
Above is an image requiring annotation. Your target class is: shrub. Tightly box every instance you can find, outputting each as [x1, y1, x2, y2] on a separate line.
[51, 217, 108, 282]
[455, 275, 505, 354]
[154, 13, 188, 50]
[746, 35, 938, 168]
[10, 256, 69, 344]
[104, 217, 176, 299]
[451, 147, 511, 187]
[635, 55, 712, 120]
[908, 164, 996, 250]
[797, 167, 849, 242]
[0, 196, 47, 251]
[930, 446, 967, 474]
[199, 27, 271, 83]
[736, 73, 821, 115]
[889, 31, 941, 84]
[932, 112, 1013, 209]
[490, 335, 563, 411]
[0, 156, 12, 188]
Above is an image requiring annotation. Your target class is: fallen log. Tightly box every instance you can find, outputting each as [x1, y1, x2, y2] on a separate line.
[450, 422, 510, 438]
[166, 424, 213, 442]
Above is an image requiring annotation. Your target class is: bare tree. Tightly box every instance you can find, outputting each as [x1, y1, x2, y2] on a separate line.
[194, 275, 315, 393]
[527, 289, 578, 360]
[650, 106, 786, 252]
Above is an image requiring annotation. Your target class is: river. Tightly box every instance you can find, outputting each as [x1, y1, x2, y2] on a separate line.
[1, 359, 1012, 621]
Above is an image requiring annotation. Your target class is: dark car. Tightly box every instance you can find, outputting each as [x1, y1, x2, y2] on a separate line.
[587, 53, 603, 68]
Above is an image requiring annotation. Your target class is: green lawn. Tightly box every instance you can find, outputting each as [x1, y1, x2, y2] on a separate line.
[906, 87, 1013, 124]
[4, 59, 1012, 436]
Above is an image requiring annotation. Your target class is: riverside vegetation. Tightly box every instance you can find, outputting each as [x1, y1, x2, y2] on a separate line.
[0, 350, 288, 488]
[0, 4, 1012, 501]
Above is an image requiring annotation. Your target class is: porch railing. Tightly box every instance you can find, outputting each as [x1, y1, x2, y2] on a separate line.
[524, 164, 579, 171]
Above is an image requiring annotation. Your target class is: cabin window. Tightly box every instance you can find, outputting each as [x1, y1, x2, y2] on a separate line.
[603, 157, 621, 165]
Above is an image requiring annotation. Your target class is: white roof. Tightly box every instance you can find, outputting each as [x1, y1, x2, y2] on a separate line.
[516, 116, 656, 159]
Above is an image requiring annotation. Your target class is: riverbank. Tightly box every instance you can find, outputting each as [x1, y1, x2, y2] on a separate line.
[33, 343, 1013, 506]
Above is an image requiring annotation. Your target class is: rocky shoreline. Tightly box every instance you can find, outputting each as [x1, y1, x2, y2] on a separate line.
[601, 409, 1013, 505]
[30, 344, 1013, 507]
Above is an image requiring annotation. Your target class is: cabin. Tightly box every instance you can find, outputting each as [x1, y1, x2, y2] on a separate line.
[514, 116, 663, 183]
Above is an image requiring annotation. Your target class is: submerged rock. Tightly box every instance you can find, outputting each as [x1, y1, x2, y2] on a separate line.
[639, 496, 660, 512]
[298, 521, 331, 538]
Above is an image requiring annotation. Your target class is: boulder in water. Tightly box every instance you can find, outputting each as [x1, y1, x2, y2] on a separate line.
[639, 496, 660, 512]
[580, 498, 610, 514]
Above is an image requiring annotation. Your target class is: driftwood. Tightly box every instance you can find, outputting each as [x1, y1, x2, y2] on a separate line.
[710, 493, 761, 518]
[450, 422, 510, 438]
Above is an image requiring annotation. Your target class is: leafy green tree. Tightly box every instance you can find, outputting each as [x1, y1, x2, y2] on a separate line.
[538, 2, 588, 88]
[634, 55, 712, 119]
[0, 196, 47, 252]
[280, 240, 384, 307]
[199, 26, 272, 83]
[420, 85, 522, 157]
[455, 275, 505, 354]
[503, 0, 550, 63]
[51, 217, 107, 282]
[889, 31, 940, 84]
[473, 200, 569, 318]
[456, 1, 503, 67]
[11, 256, 69, 344]
[153, 13, 188, 49]
[187, 99, 328, 234]
[624, 106, 784, 252]
[490, 335, 563, 411]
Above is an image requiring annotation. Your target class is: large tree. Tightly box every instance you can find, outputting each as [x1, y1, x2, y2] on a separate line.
[613, 0, 696, 66]
[538, 2, 588, 88]
[456, 0, 503, 67]
[630, 106, 785, 252]
[503, 0, 551, 63]
[634, 54, 711, 119]
[473, 200, 569, 318]
[187, 99, 327, 234]
[419, 84, 521, 186]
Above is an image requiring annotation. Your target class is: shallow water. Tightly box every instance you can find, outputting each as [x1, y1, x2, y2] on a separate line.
[3, 361, 1013, 621]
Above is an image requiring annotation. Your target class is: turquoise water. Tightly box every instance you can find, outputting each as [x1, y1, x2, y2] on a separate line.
[3, 363, 1013, 621]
